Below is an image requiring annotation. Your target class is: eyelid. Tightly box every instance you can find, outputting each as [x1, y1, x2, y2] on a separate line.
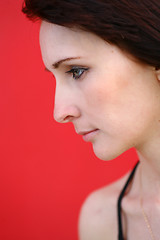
[66, 66, 89, 71]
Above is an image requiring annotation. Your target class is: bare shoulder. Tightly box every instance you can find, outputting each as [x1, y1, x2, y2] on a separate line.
[78, 172, 130, 240]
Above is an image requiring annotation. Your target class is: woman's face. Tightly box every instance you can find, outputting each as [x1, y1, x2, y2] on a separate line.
[40, 21, 160, 160]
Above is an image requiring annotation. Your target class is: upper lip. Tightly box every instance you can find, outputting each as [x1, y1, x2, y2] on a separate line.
[77, 129, 98, 135]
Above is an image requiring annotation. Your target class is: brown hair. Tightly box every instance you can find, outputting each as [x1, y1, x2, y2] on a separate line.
[22, 0, 160, 68]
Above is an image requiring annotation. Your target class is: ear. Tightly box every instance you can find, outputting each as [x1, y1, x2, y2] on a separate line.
[155, 68, 160, 82]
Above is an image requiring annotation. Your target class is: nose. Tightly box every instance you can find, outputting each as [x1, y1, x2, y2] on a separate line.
[53, 87, 81, 123]
[54, 104, 80, 123]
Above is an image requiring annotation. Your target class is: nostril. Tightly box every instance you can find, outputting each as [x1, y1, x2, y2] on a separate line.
[63, 115, 74, 123]
[54, 105, 81, 123]
[54, 111, 73, 123]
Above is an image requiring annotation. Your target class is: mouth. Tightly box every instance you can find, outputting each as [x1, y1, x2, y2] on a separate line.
[77, 129, 99, 142]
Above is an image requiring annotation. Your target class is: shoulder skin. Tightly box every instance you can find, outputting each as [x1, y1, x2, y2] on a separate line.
[78, 172, 131, 240]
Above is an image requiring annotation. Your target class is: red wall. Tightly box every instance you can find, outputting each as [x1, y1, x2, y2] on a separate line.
[0, 1, 137, 239]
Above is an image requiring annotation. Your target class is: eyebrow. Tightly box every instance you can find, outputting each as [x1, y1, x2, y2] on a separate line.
[45, 57, 81, 72]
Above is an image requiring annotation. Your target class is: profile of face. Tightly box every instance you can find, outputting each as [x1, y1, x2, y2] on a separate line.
[40, 21, 160, 160]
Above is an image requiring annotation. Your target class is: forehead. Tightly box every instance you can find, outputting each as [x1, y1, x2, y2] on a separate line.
[39, 21, 108, 65]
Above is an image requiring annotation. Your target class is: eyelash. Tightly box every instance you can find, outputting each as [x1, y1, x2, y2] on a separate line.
[66, 67, 89, 80]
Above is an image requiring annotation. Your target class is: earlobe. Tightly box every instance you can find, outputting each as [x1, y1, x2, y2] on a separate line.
[155, 68, 160, 82]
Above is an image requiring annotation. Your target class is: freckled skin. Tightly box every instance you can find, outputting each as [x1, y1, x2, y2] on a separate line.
[40, 21, 160, 161]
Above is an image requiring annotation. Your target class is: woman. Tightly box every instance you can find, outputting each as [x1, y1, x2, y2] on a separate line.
[22, 1, 160, 239]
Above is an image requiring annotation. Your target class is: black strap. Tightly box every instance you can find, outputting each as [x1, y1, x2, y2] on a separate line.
[117, 162, 139, 240]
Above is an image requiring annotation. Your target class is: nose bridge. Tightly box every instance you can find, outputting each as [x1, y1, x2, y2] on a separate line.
[53, 83, 80, 123]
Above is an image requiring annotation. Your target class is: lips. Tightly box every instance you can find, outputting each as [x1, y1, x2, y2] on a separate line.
[77, 129, 99, 142]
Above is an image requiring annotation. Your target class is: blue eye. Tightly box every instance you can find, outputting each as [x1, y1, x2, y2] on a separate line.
[66, 67, 88, 80]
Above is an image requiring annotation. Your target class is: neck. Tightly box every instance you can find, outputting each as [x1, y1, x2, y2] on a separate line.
[135, 135, 160, 198]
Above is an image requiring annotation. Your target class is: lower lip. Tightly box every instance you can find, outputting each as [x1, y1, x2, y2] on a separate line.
[82, 129, 99, 142]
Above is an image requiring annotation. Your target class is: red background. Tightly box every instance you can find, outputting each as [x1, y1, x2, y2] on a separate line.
[0, 1, 137, 239]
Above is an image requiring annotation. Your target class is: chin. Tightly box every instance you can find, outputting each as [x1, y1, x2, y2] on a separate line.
[92, 144, 127, 161]
[92, 148, 116, 161]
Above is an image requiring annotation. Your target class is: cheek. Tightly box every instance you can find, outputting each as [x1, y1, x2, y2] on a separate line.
[84, 73, 128, 116]
[83, 65, 157, 127]
[83, 73, 151, 135]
